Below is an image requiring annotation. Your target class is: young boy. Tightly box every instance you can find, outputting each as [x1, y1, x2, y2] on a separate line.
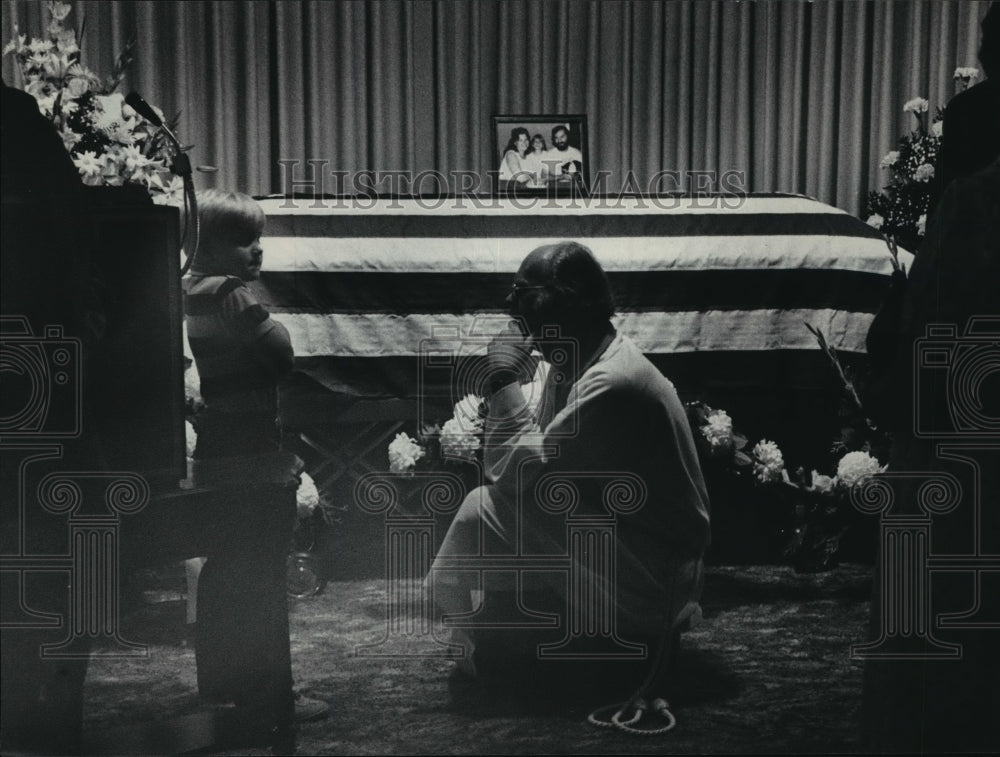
[183, 190, 326, 737]
[183, 189, 293, 459]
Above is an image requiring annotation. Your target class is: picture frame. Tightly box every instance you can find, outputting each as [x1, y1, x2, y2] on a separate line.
[491, 114, 589, 195]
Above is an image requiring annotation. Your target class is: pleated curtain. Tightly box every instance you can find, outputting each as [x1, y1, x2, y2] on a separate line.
[1, 0, 986, 215]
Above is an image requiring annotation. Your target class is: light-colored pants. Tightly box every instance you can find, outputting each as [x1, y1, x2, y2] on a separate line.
[427, 484, 703, 642]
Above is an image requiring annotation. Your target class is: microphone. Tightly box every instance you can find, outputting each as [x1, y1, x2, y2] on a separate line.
[125, 91, 183, 153]
[125, 91, 199, 269]
[124, 91, 164, 128]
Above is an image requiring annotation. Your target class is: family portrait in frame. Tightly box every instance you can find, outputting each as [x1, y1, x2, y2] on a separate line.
[492, 114, 589, 194]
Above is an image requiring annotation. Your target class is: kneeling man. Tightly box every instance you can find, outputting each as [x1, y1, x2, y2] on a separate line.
[428, 241, 711, 674]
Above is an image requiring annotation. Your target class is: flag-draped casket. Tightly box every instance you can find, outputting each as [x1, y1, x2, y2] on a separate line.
[248, 193, 905, 489]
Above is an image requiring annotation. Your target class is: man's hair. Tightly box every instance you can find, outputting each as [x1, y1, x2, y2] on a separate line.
[196, 189, 265, 261]
[539, 241, 615, 327]
[551, 124, 569, 141]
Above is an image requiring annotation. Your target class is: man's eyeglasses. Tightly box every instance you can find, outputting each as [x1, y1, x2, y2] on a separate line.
[509, 282, 549, 298]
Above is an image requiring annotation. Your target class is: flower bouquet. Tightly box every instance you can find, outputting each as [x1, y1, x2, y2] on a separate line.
[382, 394, 487, 518]
[865, 67, 979, 253]
[687, 399, 887, 572]
[3, 1, 183, 204]
[389, 393, 487, 474]
[686, 320, 891, 571]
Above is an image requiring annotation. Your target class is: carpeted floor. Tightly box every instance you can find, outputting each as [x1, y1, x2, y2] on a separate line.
[83, 562, 874, 755]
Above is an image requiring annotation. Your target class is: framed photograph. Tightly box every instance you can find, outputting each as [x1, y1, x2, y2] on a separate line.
[491, 114, 589, 194]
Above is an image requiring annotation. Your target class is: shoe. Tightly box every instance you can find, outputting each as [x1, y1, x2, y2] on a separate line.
[294, 692, 329, 723]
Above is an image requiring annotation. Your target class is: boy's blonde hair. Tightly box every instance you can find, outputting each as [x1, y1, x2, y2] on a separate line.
[196, 189, 265, 263]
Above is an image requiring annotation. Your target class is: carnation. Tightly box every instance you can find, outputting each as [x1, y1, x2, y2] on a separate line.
[930, 120, 943, 138]
[439, 417, 481, 462]
[296, 472, 320, 519]
[809, 471, 837, 494]
[953, 66, 979, 81]
[902, 97, 929, 114]
[916, 213, 927, 236]
[701, 409, 734, 451]
[913, 163, 935, 182]
[879, 150, 899, 168]
[752, 439, 785, 483]
[836, 450, 884, 488]
[185, 420, 197, 458]
[866, 213, 884, 229]
[452, 394, 484, 431]
[388, 432, 425, 473]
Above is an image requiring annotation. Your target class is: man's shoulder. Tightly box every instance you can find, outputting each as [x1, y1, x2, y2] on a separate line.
[946, 78, 1000, 115]
[583, 335, 673, 394]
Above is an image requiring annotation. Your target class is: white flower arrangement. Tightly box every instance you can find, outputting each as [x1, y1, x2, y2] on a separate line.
[438, 394, 485, 461]
[386, 395, 486, 472]
[295, 472, 320, 520]
[913, 163, 935, 183]
[388, 432, 426, 473]
[751, 439, 785, 483]
[865, 68, 976, 251]
[3, 1, 180, 204]
[439, 418, 481, 462]
[701, 409, 735, 452]
[953, 66, 979, 82]
[879, 150, 900, 169]
[902, 97, 930, 114]
[809, 471, 837, 494]
[686, 323, 892, 571]
[185, 420, 198, 459]
[835, 450, 886, 489]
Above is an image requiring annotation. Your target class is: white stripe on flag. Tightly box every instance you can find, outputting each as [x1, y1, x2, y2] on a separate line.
[259, 235, 905, 275]
[271, 309, 875, 357]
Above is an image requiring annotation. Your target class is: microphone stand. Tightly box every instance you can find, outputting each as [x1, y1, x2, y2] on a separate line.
[170, 149, 200, 275]
[126, 92, 200, 274]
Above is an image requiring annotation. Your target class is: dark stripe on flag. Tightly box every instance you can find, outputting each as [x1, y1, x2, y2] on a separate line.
[254, 269, 892, 314]
[286, 349, 870, 405]
[262, 212, 882, 240]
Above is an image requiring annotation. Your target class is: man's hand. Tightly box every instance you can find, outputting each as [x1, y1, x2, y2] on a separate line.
[484, 319, 536, 394]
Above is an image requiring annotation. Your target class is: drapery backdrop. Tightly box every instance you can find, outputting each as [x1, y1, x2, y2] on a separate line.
[2, 0, 986, 215]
